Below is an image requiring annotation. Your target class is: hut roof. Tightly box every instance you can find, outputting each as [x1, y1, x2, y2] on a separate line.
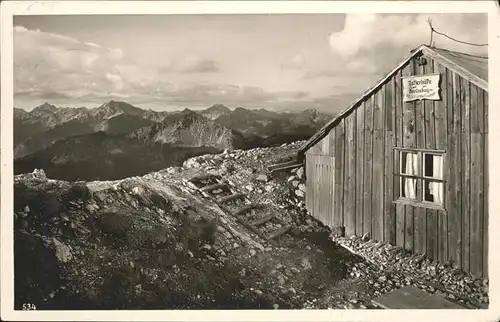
[298, 44, 488, 157]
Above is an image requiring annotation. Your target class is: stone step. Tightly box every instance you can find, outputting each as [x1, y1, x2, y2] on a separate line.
[234, 204, 262, 216]
[266, 225, 291, 240]
[201, 182, 230, 193]
[218, 192, 246, 204]
[189, 174, 219, 184]
[250, 213, 275, 227]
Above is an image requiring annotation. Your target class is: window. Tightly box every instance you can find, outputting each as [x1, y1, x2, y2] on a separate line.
[395, 148, 445, 208]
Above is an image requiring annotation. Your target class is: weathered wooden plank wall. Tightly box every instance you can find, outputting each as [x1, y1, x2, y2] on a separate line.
[305, 153, 335, 228]
[304, 53, 488, 277]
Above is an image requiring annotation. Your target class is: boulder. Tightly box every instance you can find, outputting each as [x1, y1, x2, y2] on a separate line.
[32, 168, 47, 181]
[256, 174, 269, 182]
[296, 167, 304, 179]
[183, 158, 200, 169]
[298, 183, 306, 192]
[51, 238, 73, 263]
[295, 190, 304, 198]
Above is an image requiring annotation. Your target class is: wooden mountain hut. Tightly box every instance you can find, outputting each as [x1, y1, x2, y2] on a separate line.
[298, 44, 489, 277]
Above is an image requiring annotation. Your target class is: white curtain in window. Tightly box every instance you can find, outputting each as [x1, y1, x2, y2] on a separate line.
[430, 155, 444, 204]
[404, 153, 418, 198]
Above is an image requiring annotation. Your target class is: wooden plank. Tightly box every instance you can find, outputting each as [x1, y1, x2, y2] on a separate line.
[189, 173, 219, 184]
[396, 204, 406, 248]
[356, 105, 365, 236]
[402, 61, 416, 149]
[478, 89, 485, 134]
[470, 84, 480, 134]
[385, 132, 396, 245]
[250, 213, 275, 227]
[470, 133, 483, 276]
[321, 136, 330, 156]
[426, 209, 438, 261]
[372, 129, 384, 242]
[434, 61, 448, 263]
[386, 76, 395, 133]
[411, 62, 424, 261]
[234, 204, 261, 216]
[470, 86, 485, 274]
[401, 60, 416, 253]
[267, 160, 299, 171]
[449, 71, 462, 267]
[313, 156, 319, 220]
[218, 192, 245, 204]
[372, 88, 385, 242]
[425, 62, 436, 150]
[385, 77, 396, 245]
[415, 60, 426, 149]
[340, 121, 346, 228]
[422, 56, 437, 262]
[372, 285, 466, 309]
[414, 207, 426, 254]
[320, 158, 327, 225]
[201, 182, 229, 193]
[461, 78, 471, 273]
[329, 156, 336, 228]
[434, 64, 453, 150]
[309, 155, 316, 214]
[267, 225, 291, 240]
[324, 157, 330, 226]
[404, 205, 414, 252]
[363, 97, 374, 236]
[329, 128, 336, 157]
[309, 141, 321, 155]
[305, 155, 312, 213]
[395, 68, 404, 147]
[334, 122, 345, 227]
[483, 90, 488, 277]
[345, 114, 357, 236]
[316, 158, 323, 224]
[394, 145, 404, 247]
[270, 163, 302, 174]
[437, 210, 447, 264]
[483, 131, 489, 277]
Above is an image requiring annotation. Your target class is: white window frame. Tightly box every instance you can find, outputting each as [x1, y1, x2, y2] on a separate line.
[394, 147, 446, 211]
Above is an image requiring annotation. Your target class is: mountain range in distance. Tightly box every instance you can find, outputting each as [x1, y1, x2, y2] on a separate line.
[14, 100, 334, 181]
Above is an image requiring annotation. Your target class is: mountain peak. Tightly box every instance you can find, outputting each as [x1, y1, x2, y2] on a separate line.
[207, 104, 231, 113]
[97, 100, 144, 118]
[32, 102, 57, 112]
[180, 108, 196, 115]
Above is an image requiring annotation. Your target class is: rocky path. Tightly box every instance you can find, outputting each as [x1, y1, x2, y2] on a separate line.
[13, 141, 489, 310]
[178, 141, 489, 310]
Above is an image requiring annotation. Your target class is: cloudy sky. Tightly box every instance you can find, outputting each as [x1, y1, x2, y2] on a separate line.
[14, 13, 487, 112]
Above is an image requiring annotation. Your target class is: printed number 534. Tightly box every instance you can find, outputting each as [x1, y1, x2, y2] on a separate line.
[22, 303, 36, 310]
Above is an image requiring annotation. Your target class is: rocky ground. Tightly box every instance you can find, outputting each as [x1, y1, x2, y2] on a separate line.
[14, 141, 488, 310]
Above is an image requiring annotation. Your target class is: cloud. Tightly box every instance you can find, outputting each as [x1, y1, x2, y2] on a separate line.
[328, 13, 487, 75]
[178, 58, 221, 73]
[302, 69, 338, 79]
[14, 25, 129, 98]
[13, 25, 306, 109]
[281, 53, 306, 70]
[131, 81, 308, 105]
[156, 56, 222, 74]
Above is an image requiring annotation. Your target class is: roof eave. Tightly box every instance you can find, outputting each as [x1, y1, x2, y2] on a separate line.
[298, 45, 488, 157]
[298, 45, 428, 156]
